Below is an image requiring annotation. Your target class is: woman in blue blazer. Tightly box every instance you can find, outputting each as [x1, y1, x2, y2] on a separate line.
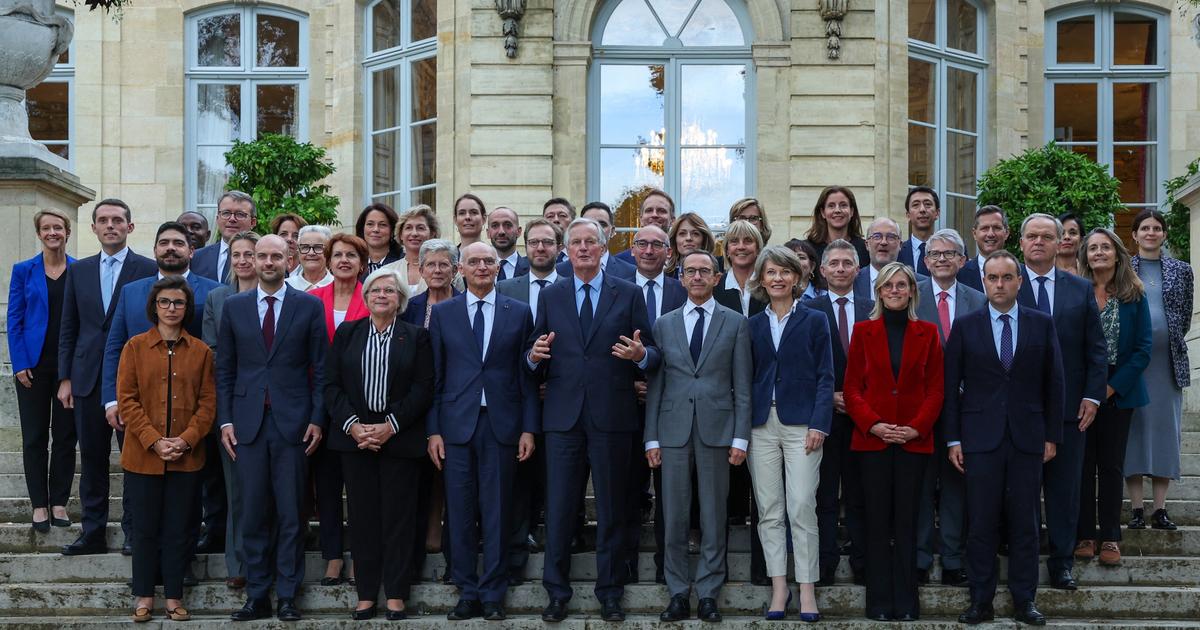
[7, 209, 76, 532]
[1075, 228, 1152, 566]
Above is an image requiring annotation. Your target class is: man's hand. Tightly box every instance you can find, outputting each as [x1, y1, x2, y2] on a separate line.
[363, 423, 395, 446]
[518, 432, 535, 461]
[1043, 441, 1057, 463]
[612, 330, 646, 362]
[646, 447, 662, 468]
[1105, 385, 1115, 400]
[538, 383, 547, 401]
[728, 447, 747, 466]
[15, 369, 32, 388]
[428, 434, 446, 470]
[303, 424, 323, 456]
[106, 406, 124, 431]
[56, 380, 73, 409]
[805, 429, 825, 455]
[948, 444, 964, 473]
[634, 381, 647, 403]
[529, 332, 555, 364]
[1077, 399, 1099, 431]
[221, 425, 237, 460]
[832, 391, 846, 415]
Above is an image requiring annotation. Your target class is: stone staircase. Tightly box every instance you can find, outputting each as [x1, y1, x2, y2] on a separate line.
[0, 374, 1198, 628]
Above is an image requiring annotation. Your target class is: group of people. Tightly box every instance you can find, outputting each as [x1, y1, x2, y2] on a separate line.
[6, 183, 1191, 624]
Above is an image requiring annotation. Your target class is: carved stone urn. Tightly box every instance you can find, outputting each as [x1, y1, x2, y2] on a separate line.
[0, 0, 73, 166]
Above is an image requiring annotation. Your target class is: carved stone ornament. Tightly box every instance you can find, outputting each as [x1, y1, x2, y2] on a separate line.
[819, 0, 848, 60]
[495, 0, 527, 59]
[0, 0, 73, 165]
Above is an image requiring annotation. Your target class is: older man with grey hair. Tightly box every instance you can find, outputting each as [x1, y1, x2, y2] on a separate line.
[194, 191, 258, 283]
[853, 217, 908, 296]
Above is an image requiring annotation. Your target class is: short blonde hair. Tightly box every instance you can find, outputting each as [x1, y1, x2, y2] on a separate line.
[722, 220, 764, 266]
[749, 245, 807, 304]
[869, 262, 919, 320]
[361, 267, 411, 315]
[33, 208, 72, 236]
[397, 204, 441, 239]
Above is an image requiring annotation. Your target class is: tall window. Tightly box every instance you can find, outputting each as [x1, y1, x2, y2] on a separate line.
[1046, 5, 1167, 233]
[185, 6, 308, 219]
[364, 0, 437, 212]
[590, 0, 753, 230]
[908, 0, 986, 240]
[26, 9, 73, 163]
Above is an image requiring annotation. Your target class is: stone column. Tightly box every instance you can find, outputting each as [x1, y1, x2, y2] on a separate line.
[1179, 172, 1200, 411]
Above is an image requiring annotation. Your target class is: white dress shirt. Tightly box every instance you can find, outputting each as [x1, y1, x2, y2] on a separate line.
[868, 264, 880, 288]
[526, 270, 557, 317]
[723, 271, 751, 315]
[635, 271, 667, 320]
[499, 252, 520, 278]
[216, 240, 230, 280]
[933, 281, 958, 321]
[466, 289, 496, 406]
[257, 284, 286, 330]
[827, 288, 857, 346]
[949, 302, 1019, 448]
[1024, 265, 1056, 315]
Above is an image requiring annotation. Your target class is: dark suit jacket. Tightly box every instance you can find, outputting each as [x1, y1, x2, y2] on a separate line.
[804, 293, 873, 391]
[192, 242, 222, 282]
[526, 273, 660, 433]
[957, 258, 983, 292]
[324, 317, 433, 457]
[1107, 297, 1153, 409]
[748, 304, 835, 434]
[557, 255, 637, 282]
[7, 253, 75, 373]
[427, 292, 540, 445]
[57, 250, 157, 396]
[942, 305, 1065, 455]
[915, 279, 987, 344]
[402, 288, 462, 327]
[499, 254, 530, 280]
[613, 248, 635, 266]
[898, 238, 930, 275]
[713, 284, 766, 318]
[216, 287, 327, 444]
[657, 276, 688, 316]
[1016, 268, 1106, 420]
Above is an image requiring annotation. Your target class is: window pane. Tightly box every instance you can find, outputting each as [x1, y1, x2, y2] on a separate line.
[46, 144, 69, 160]
[947, 196, 976, 254]
[256, 84, 298, 137]
[1113, 83, 1155, 141]
[197, 12, 241, 67]
[1064, 144, 1098, 163]
[946, 67, 976, 132]
[908, 124, 935, 187]
[946, 131, 976, 194]
[599, 147, 665, 214]
[196, 84, 241, 143]
[947, 0, 978, 53]
[1113, 144, 1156, 204]
[257, 14, 300, 67]
[372, 0, 399, 52]
[601, 0, 667, 45]
[413, 187, 435, 209]
[412, 57, 436, 122]
[908, 59, 935, 125]
[372, 131, 399, 196]
[1114, 12, 1156, 65]
[412, 0, 436, 42]
[412, 122, 436, 187]
[600, 64, 665, 145]
[681, 147, 744, 225]
[648, 0, 693, 37]
[681, 65, 745, 146]
[909, 0, 936, 44]
[372, 66, 400, 131]
[1053, 83, 1097, 142]
[25, 81, 69, 143]
[679, 0, 743, 46]
[197, 145, 233, 206]
[1055, 16, 1094, 64]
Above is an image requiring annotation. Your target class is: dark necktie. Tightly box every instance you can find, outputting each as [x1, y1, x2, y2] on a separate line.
[579, 283, 593, 337]
[498, 260, 508, 281]
[916, 241, 928, 275]
[1035, 276, 1052, 315]
[836, 297, 850, 353]
[221, 249, 231, 284]
[645, 280, 657, 326]
[690, 307, 705, 364]
[999, 313, 1013, 371]
[262, 296, 276, 406]
[473, 300, 486, 358]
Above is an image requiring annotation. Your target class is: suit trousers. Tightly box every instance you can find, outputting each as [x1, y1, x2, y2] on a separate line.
[236, 411, 308, 600]
[730, 460, 767, 581]
[200, 431, 226, 535]
[219, 437, 246, 577]
[507, 443, 541, 579]
[964, 435, 1041, 607]
[662, 432, 730, 599]
[859, 445, 926, 618]
[311, 440, 346, 561]
[413, 458, 450, 583]
[445, 408, 518, 603]
[816, 412, 866, 577]
[14, 367, 76, 508]
[126, 469, 199, 600]
[749, 409, 822, 583]
[543, 421, 632, 602]
[916, 436, 966, 571]
[73, 391, 132, 541]
[622, 430, 651, 582]
[343, 451, 419, 601]
[1044, 420, 1087, 573]
[1078, 401, 1134, 543]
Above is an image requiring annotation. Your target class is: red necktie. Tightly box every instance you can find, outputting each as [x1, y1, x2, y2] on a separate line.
[937, 290, 951, 342]
[836, 297, 850, 353]
[262, 296, 276, 406]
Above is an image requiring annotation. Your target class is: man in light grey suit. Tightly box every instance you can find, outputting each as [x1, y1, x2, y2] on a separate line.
[914, 228, 986, 587]
[496, 218, 562, 314]
[645, 250, 752, 623]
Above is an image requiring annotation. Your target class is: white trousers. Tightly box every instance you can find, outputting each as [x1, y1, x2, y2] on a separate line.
[748, 408, 823, 582]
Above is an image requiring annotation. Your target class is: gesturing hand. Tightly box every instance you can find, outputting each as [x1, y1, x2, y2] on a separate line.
[529, 332, 555, 364]
[612, 329, 646, 362]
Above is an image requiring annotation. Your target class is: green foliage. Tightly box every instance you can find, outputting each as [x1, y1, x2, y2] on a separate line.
[223, 134, 340, 233]
[976, 143, 1122, 256]
[1162, 156, 1199, 263]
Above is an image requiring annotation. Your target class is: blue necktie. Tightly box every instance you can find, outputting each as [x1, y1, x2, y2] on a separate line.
[690, 307, 705, 365]
[498, 260, 508, 281]
[473, 301, 486, 357]
[1035, 276, 1051, 315]
[101, 257, 116, 313]
[645, 280, 657, 326]
[220, 248, 231, 284]
[916, 241, 928, 275]
[579, 284, 593, 337]
[999, 313, 1013, 371]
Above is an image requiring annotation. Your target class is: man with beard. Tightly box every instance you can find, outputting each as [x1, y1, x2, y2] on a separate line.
[177, 211, 211, 251]
[488, 207, 528, 280]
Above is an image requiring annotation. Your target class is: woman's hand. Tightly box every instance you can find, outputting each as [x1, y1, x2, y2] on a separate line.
[350, 423, 378, 451]
[15, 369, 32, 388]
[805, 429, 826, 454]
[153, 439, 181, 461]
[365, 423, 396, 446]
[894, 426, 919, 443]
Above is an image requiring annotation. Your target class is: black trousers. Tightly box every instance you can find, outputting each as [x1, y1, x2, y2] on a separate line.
[126, 470, 200, 599]
[728, 457, 766, 580]
[199, 430, 226, 535]
[508, 434, 543, 578]
[859, 446, 927, 619]
[14, 368, 76, 508]
[816, 413, 866, 577]
[343, 452, 420, 601]
[1078, 400, 1134, 543]
[312, 441, 346, 560]
[73, 391, 131, 541]
[413, 458, 450, 583]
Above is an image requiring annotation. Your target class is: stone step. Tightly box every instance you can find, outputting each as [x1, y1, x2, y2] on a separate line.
[1183, 432, 1200, 453]
[0, 452, 121, 475]
[0, 582, 1195, 619]
[1183, 414, 1200, 432]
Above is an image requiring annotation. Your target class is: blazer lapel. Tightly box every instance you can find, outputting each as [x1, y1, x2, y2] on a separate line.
[1052, 269, 1070, 326]
[897, 320, 926, 386]
[1013, 306, 1033, 367]
[674, 310, 699, 371]
[243, 294, 270, 357]
[267, 290, 299, 361]
[585, 276, 618, 347]
[487, 297, 512, 364]
[694, 306, 726, 372]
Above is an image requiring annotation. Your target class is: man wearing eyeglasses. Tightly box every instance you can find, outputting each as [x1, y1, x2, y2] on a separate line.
[854, 217, 921, 296]
[193, 191, 258, 283]
[614, 189, 676, 266]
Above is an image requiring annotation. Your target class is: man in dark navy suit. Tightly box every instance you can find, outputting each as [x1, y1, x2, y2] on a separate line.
[957, 205, 1010, 292]
[217, 235, 327, 622]
[57, 199, 157, 556]
[944, 250, 1065, 626]
[527, 217, 660, 622]
[556, 202, 637, 281]
[1016, 213, 1106, 592]
[427, 242, 540, 621]
[488, 207, 530, 280]
[897, 186, 939, 276]
[192, 190, 257, 283]
[541, 198, 574, 266]
[613, 189, 675, 266]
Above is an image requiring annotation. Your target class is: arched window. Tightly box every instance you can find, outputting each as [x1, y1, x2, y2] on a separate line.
[590, 0, 753, 230]
[1046, 4, 1168, 230]
[364, 0, 437, 211]
[25, 7, 73, 164]
[908, 0, 987, 238]
[184, 6, 309, 219]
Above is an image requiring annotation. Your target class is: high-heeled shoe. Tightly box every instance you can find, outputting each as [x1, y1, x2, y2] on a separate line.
[798, 586, 821, 622]
[31, 519, 50, 534]
[764, 591, 792, 621]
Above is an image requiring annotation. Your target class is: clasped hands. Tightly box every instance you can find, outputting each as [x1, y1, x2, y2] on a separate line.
[153, 437, 189, 462]
[349, 422, 395, 452]
[869, 422, 918, 444]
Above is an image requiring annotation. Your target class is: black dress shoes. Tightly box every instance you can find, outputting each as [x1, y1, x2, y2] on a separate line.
[941, 568, 968, 586]
[659, 594, 690, 622]
[32, 519, 50, 534]
[385, 608, 407, 621]
[483, 601, 506, 621]
[867, 612, 892, 622]
[351, 606, 376, 620]
[1152, 508, 1178, 530]
[1128, 507, 1147, 529]
[958, 602, 995, 624]
[916, 568, 930, 584]
[447, 599, 482, 620]
[277, 598, 301, 621]
[1050, 569, 1078, 590]
[1013, 601, 1046, 626]
[697, 598, 721, 623]
[230, 598, 272, 621]
[600, 598, 625, 622]
[121, 541, 133, 556]
[542, 598, 569, 622]
[61, 535, 105, 556]
[51, 516, 70, 528]
[895, 612, 919, 622]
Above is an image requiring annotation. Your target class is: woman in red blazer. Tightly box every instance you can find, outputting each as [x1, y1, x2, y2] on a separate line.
[844, 262, 944, 622]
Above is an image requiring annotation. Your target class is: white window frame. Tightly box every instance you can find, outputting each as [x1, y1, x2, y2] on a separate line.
[1044, 4, 1169, 213]
[184, 5, 310, 219]
[27, 7, 74, 166]
[363, 0, 438, 211]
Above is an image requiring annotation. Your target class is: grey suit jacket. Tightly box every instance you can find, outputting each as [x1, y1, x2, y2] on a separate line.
[496, 275, 531, 304]
[915, 278, 986, 343]
[644, 302, 752, 449]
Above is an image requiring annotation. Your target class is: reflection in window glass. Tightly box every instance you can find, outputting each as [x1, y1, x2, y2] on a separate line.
[412, 0, 436, 42]
[680, 65, 745, 146]
[1114, 13, 1156, 65]
[679, 0, 743, 46]
[1113, 145, 1154, 204]
[602, 0, 667, 45]
[198, 13, 241, 67]
[25, 81, 69, 154]
[256, 84, 298, 136]
[600, 65, 665, 146]
[599, 147, 666, 217]
[947, 131, 976, 194]
[257, 14, 300, 67]
[681, 147, 744, 219]
[412, 122, 436, 186]
[1113, 83, 1154, 141]
[648, 0, 693, 37]
[908, 124, 935, 187]
[197, 146, 233, 207]
[196, 84, 242, 143]
[909, 0, 936, 44]
[1053, 83, 1097, 142]
[908, 59, 935, 124]
[1056, 16, 1094, 64]
[412, 57, 437, 122]
[946, 67, 976, 132]
[372, 0, 399, 52]
[373, 66, 400, 131]
[947, 0, 977, 53]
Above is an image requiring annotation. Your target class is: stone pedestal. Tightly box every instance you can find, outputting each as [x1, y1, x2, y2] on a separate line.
[1179, 173, 1200, 412]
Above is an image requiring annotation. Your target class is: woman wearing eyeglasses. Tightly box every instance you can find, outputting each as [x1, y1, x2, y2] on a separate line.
[286, 225, 334, 291]
[729, 198, 774, 245]
[118, 277, 215, 622]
